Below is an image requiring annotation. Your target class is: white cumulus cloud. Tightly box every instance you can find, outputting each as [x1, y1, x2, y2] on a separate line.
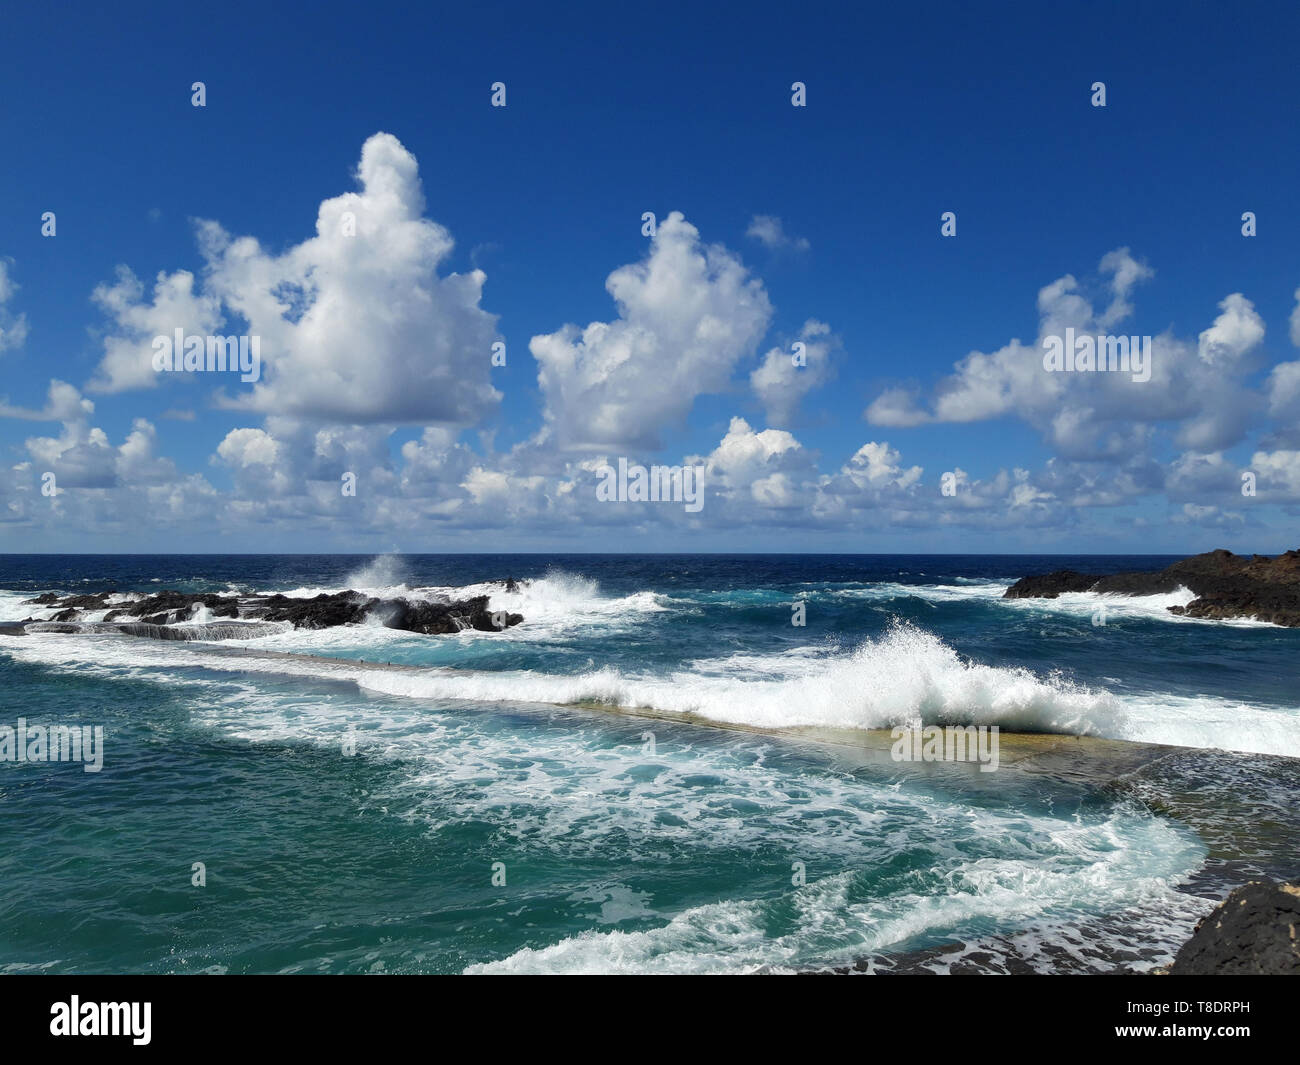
[530, 212, 772, 449]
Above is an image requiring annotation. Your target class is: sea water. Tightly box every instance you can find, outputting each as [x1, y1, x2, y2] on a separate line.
[1, 553, 1296, 973]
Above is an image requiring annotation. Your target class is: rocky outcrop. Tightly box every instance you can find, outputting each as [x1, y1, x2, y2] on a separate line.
[246, 592, 375, 629]
[16, 586, 524, 640]
[380, 596, 521, 634]
[1003, 548, 1300, 626]
[1169, 880, 1300, 974]
[1002, 570, 1102, 599]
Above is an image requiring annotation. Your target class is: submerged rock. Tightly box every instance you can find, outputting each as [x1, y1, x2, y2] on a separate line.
[25, 620, 291, 641]
[1169, 880, 1300, 974]
[1004, 548, 1300, 626]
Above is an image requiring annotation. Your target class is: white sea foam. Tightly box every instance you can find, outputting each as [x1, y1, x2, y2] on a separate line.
[829, 580, 1286, 628]
[237, 570, 666, 645]
[139, 661, 1207, 975]
[1002, 586, 1284, 628]
[0, 638, 1202, 974]
[0, 567, 1277, 975]
[3, 619, 1298, 756]
[466, 809, 1204, 974]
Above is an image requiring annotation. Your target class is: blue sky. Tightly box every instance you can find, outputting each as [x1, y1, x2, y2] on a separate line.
[1, 0, 1298, 553]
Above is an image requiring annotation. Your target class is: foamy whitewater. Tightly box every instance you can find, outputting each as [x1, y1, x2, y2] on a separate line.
[1, 553, 1297, 974]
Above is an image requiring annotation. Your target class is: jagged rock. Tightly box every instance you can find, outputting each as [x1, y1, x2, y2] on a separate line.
[1003, 570, 1101, 599]
[249, 592, 378, 628]
[381, 595, 522, 634]
[20, 591, 108, 608]
[1169, 880, 1300, 974]
[20, 585, 525, 641]
[1004, 548, 1300, 625]
[123, 591, 230, 618]
[1091, 572, 1183, 595]
[61, 593, 112, 608]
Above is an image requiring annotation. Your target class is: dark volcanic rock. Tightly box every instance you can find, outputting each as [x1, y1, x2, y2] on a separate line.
[1005, 548, 1300, 625]
[23, 584, 525, 641]
[123, 591, 232, 620]
[1169, 880, 1300, 975]
[23, 591, 110, 607]
[381, 595, 523, 634]
[248, 592, 378, 628]
[1003, 570, 1102, 599]
[1090, 571, 1183, 595]
[67, 593, 111, 607]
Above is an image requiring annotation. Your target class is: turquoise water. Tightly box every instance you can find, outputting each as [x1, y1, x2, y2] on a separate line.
[1, 554, 1297, 973]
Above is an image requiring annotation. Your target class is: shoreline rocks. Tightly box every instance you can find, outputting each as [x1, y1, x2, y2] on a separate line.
[14, 587, 524, 639]
[1168, 880, 1300, 974]
[1004, 548, 1300, 626]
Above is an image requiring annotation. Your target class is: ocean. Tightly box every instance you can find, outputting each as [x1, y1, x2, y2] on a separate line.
[1, 553, 1297, 974]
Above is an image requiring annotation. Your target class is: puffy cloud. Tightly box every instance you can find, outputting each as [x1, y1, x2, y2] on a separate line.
[0, 379, 95, 421]
[745, 214, 810, 252]
[203, 134, 502, 424]
[89, 134, 502, 427]
[14, 150, 1300, 548]
[1249, 449, 1300, 500]
[864, 250, 1261, 456]
[89, 266, 222, 392]
[1259, 294, 1300, 444]
[213, 427, 293, 499]
[840, 441, 923, 491]
[1097, 247, 1155, 327]
[0, 259, 29, 352]
[702, 416, 802, 475]
[20, 390, 177, 491]
[399, 427, 476, 493]
[27, 427, 116, 489]
[1166, 450, 1243, 502]
[1197, 293, 1265, 365]
[1266, 359, 1300, 429]
[529, 212, 772, 449]
[864, 387, 932, 428]
[680, 417, 818, 516]
[216, 427, 281, 468]
[1172, 502, 1245, 530]
[750, 319, 837, 426]
[115, 419, 179, 485]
